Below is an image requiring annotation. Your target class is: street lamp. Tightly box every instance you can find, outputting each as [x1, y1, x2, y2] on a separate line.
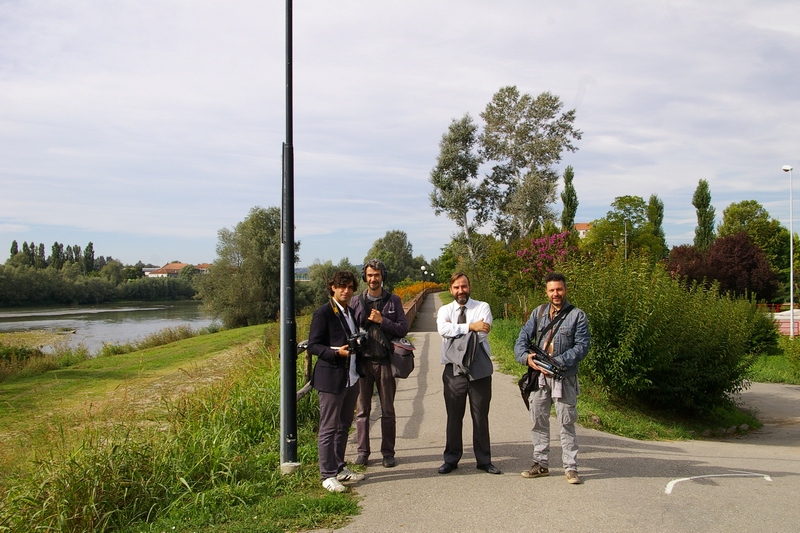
[420, 265, 427, 293]
[623, 220, 628, 260]
[783, 165, 794, 338]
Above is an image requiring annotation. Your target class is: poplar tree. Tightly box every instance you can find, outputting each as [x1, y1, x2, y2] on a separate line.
[560, 166, 578, 233]
[692, 179, 715, 251]
[50, 242, 65, 270]
[647, 194, 668, 259]
[36, 243, 46, 269]
[83, 242, 95, 273]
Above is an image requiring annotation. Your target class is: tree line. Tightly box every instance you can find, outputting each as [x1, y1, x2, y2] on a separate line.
[1, 240, 194, 306]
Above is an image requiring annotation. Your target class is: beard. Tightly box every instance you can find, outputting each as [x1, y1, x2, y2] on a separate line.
[454, 292, 469, 305]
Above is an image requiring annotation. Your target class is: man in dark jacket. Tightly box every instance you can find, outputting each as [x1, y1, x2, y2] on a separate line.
[308, 270, 366, 493]
[351, 259, 409, 468]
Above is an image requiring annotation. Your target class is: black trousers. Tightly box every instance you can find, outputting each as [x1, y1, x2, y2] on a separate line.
[442, 363, 492, 466]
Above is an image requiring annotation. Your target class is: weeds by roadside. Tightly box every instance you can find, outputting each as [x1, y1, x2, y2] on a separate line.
[748, 335, 800, 384]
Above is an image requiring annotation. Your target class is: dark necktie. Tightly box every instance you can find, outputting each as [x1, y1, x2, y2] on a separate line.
[457, 306, 466, 324]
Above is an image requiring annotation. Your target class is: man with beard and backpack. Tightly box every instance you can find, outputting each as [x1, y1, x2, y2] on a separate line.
[351, 259, 409, 468]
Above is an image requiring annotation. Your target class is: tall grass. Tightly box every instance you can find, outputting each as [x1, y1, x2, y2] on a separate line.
[0, 319, 358, 533]
[1, 324, 220, 382]
[98, 324, 220, 357]
[748, 336, 800, 384]
[0, 342, 90, 382]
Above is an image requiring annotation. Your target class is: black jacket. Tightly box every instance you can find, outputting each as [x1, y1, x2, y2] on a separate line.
[308, 299, 365, 394]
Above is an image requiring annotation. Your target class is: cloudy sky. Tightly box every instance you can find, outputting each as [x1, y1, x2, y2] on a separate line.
[1, 0, 799, 269]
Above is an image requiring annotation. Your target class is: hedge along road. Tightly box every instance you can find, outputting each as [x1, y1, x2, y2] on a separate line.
[309, 293, 800, 533]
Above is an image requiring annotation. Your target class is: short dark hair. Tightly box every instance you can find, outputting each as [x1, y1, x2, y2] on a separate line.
[362, 258, 387, 282]
[328, 270, 358, 296]
[449, 271, 470, 288]
[544, 272, 567, 286]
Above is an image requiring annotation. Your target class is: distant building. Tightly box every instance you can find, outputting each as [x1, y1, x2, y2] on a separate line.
[574, 222, 592, 239]
[145, 262, 190, 278]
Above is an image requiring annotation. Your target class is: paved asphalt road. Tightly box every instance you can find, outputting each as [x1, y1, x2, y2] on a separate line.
[312, 293, 800, 533]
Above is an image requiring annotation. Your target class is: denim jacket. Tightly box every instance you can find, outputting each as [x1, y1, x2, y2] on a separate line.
[514, 301, 590, 378]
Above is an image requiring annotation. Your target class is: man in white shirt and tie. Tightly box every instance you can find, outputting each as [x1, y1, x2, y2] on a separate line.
[436, 272, 501, 475]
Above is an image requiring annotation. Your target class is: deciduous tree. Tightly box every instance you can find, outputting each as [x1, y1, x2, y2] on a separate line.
[429, 114, 490, 264]
[195, 206, 294, 328]
[718, 200, 789, 272]
[479, 86, 582, 240]
[50, 242, 65, 270]
[705, 233, 778, 300]
[364, 230, 417, 286]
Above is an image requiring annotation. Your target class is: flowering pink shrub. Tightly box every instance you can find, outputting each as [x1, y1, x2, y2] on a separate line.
[516, 232, 575, 287]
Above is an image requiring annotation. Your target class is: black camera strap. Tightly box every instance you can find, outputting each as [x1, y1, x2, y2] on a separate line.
[359, 291, 390, 328]
[534, 303, 574, 351]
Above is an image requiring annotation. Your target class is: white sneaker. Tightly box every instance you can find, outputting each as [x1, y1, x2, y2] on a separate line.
[337, 466, 365, 483]
[322, 477, 347, 493]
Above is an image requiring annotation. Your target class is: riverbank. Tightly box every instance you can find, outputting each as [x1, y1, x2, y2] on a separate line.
[0, 324, 265, 477]
[0, 300, 215, 353]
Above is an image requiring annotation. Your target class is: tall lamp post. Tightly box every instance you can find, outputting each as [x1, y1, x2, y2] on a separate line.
[420, 265, 427, 293]
[623, 220, 628, 260]
[783, 165, 794, 338]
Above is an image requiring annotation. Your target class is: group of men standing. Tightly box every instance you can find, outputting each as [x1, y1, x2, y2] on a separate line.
[307, 263, 590, 493]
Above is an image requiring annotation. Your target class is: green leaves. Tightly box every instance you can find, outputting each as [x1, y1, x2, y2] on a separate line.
[565, 255, 767, 415]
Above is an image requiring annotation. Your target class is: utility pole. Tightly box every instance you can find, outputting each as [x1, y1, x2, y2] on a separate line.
[280, 0, 299, 474]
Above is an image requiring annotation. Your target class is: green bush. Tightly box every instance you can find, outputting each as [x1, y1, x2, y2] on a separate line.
[561, 255, 762, 415]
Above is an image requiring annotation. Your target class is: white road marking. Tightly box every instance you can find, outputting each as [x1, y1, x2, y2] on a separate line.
[665, 471, 772, 494]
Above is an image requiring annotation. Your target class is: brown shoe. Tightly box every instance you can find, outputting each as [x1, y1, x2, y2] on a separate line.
[565, 470, 581, 484]
[521, 463, 549, 478]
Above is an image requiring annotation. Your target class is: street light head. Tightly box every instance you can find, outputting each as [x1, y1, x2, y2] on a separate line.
[420, 265, 427, 271]
[783, 165, 793, 172]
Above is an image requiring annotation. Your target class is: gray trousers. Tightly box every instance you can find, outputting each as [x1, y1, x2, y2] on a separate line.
[318, 383, 360, 480]
[529, 374, 579, 472]
[356, 359, 397, 458]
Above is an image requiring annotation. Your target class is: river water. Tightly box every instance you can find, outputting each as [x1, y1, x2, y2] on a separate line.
[0, 301, 216, 353]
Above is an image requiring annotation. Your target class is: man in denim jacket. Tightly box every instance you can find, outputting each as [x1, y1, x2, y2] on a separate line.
[514, 272, 590, 484]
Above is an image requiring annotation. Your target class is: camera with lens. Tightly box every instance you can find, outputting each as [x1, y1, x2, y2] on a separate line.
[347, 330, 367, 356]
